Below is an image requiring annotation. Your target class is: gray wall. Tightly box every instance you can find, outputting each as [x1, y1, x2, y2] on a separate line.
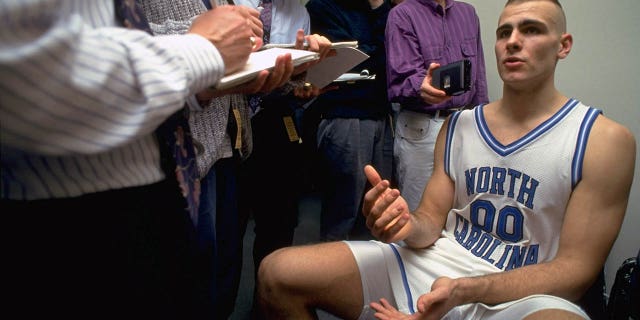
[466, 0, 640, 295]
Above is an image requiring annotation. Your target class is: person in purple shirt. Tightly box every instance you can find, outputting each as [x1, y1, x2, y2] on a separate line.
[386, 0, 489, 211]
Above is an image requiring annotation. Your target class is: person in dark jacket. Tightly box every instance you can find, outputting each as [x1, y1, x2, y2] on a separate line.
[305, 0, 401, 241]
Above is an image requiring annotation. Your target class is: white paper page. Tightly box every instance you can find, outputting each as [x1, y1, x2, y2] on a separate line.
[305, 47, 370, 89]
[261, 41, 359, 50]
[215, 48, 319, 90]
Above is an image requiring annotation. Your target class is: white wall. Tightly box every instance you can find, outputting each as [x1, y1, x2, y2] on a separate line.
[466, 0, 640, 295]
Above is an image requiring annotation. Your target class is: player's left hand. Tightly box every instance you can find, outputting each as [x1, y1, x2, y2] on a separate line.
[415, 277, 458, 320]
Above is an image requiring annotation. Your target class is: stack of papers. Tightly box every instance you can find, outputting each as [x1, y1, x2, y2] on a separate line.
[212, 41, 370, 91]
[214, 48, 320, 90]
[305, 45, 370, 88]
[261, 41, 359, 50]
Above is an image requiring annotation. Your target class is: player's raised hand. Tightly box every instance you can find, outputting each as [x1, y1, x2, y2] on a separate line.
[363, 165, 412, 243]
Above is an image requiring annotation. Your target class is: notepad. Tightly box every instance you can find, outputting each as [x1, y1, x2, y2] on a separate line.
[305, 46, 370, 88]
[261, 40, 359, 50]
[258, 41, 369, 88]
[214, 48, 320, 90]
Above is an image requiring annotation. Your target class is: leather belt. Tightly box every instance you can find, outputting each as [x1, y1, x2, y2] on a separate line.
[424, 108, 458, 118]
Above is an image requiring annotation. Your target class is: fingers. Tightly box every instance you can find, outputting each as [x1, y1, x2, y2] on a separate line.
[378, 209, 410, 240]
[233, 3, 261, 18]
[425, 66, 444, 94]
[370, 298, 413, 320]
[420, 63, 452, 105]
[364, 164, 382, 185]
[425, 63, 444, 94]
[248, 15, 264, 40]
[369, 298, 394, 319]
[294, 29, 306, 50]
[362, 166, 389, 216]
[291, 32, 332, 76]
[189, 6, 263, 74]
[259, 54, 294, 92]
[305, 33, 332, 60]
[363, 185, 398, 228]
[416, 278, 453, 316]
[293, 30, 332, 60]
[365, 189, 400, 230]
[251, 36, 264, 52]
[234, 5, 263, 39]
[239, 54, 294, 94]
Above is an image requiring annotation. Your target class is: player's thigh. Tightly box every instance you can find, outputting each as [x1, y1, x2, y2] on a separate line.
[259, 241, 363, 305]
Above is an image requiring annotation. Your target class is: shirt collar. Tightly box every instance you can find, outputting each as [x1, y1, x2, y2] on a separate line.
[419, 0, 453, 13]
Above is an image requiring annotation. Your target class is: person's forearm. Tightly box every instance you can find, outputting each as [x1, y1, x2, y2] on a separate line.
[452, 259, 595, 306]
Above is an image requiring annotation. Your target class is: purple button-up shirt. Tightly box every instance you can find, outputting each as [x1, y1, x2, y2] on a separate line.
[385, 0, 489, 112]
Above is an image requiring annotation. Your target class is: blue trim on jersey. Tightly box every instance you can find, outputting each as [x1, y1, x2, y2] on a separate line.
[571, 107, 602, 187]
[388, 243, 415, 314]
[444, 111, 463, 176]
[475, 99, 580, 156]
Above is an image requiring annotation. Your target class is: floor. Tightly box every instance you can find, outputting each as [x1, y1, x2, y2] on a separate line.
[229, 192, 341, 320]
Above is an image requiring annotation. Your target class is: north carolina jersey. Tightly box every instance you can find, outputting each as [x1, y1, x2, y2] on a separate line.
[442, 99, 601, 271]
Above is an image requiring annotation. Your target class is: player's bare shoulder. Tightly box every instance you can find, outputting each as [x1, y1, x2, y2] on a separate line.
[584, 113, 636, 179]
[590, 113, 636, 153]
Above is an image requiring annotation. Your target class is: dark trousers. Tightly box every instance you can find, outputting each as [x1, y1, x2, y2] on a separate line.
[239, 103, 305, 276]
[214, 156, 243, 319]
[2, 178, 213, 320]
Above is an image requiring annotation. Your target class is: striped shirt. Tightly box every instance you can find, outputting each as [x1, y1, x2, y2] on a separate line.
[0, 0, 225, 200]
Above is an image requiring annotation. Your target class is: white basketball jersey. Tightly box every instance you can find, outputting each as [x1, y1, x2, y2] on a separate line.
[442, 99, 601, 271]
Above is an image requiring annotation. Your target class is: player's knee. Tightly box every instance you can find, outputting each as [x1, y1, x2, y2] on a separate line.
[257, 247, 293, 297]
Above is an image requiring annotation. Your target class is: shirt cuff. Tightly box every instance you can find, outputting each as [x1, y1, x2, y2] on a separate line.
[154, 33, 225, 95]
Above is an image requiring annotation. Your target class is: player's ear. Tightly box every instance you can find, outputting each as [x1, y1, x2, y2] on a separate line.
[557, 33, 572, 60]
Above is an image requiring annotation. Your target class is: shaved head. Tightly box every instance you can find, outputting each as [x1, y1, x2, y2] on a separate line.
[504, 0, 566, 33]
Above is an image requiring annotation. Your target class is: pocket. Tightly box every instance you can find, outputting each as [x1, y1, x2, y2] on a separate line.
[396, 112, 432, 141]
[460, 39, 477, 58]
